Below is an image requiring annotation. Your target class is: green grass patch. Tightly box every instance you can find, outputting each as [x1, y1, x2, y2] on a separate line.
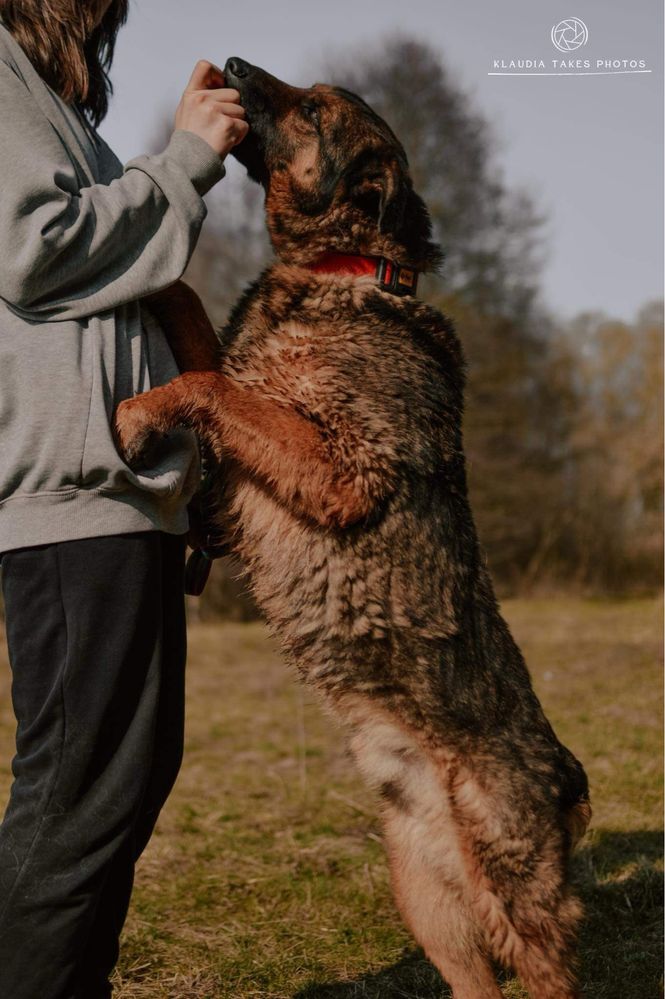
[0, 598, 661, 997]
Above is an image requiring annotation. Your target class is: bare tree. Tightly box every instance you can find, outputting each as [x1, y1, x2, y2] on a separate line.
[320, 35, 546, 319]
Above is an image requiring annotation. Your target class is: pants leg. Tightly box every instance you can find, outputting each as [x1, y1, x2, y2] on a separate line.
[0, 531, 186, 999]
[73, 533, 187, 998]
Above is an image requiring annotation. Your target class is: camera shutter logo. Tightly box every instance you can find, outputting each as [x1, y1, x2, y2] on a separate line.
[551, 18, 589, 52]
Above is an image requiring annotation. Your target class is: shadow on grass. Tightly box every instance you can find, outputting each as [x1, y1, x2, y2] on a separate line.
[294, 949, 448, 999]
[295, 831, 663, 999]
[575, 829, 663, 999]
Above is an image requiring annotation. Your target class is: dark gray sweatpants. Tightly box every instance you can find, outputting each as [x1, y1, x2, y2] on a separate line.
[0, 531, 187, 999]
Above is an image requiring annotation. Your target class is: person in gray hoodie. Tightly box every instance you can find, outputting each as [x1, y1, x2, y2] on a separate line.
[0, 2, 247, 996]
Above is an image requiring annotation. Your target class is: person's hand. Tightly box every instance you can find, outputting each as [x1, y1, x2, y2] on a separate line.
[175, 61, 249, 159]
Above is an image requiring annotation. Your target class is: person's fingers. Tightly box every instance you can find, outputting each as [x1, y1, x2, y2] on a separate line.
[227, 119, 250, 146]
[175, 67, 249, 156]
[214, 102, 246, 119]
[200, 88, 242, 106]
[185, 60, 225, 93]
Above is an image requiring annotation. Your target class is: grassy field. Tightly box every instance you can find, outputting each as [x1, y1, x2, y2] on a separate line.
[0, 597, 662, 998]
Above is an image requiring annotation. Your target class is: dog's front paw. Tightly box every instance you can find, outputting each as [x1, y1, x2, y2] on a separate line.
[114, 397, 156, 468]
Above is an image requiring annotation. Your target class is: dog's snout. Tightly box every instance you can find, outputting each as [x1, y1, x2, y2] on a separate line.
[225, 57, 251, 80]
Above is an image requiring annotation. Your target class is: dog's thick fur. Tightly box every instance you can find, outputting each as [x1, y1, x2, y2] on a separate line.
[116, 59, 591, 999]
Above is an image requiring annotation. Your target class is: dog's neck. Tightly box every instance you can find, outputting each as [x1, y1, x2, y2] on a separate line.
[266, 201, 439, 273]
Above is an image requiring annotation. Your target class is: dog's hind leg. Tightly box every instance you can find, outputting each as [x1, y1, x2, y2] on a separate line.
[383, 807, 502, 999]
[446, 767, 584, 999]
[496, 870, 583, 999]
[348, 707, 583, 999]
[347, 712, 502, 999]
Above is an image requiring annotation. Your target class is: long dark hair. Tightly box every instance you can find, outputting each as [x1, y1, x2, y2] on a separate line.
[1, 0, 129, 126]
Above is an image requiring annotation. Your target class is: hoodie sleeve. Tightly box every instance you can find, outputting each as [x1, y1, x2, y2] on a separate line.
[0, 58, 226, 322]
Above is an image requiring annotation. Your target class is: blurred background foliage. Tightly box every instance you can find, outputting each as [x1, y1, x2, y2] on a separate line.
[163, 37, 662, 618]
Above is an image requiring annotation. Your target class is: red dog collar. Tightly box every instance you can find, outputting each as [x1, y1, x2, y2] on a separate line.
[307, 252, 419, 297]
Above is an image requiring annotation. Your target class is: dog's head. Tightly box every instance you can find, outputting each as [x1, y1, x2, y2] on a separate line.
[224, 57, 441, 270]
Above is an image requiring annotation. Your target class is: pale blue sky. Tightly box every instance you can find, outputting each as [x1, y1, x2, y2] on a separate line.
[102, 0, 663, 321]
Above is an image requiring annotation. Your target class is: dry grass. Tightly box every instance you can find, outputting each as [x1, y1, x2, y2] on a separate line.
[0, 597, 662, 998]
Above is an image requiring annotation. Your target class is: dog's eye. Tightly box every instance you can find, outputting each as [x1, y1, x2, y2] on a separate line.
[301, 102, 320, 126]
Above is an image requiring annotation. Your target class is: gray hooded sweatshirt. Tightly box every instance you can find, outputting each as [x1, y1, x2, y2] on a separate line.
[0, 21, 226, 554]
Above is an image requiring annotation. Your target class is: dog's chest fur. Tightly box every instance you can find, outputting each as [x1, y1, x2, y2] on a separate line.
[214, 267, 480, 707]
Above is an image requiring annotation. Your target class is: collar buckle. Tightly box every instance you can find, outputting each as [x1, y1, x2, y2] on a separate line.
[376, 257, 419, 297]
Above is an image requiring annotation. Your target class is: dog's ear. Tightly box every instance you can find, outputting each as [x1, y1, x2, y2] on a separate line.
[377, 157, 409, 234]
[349, 154, 409, 234]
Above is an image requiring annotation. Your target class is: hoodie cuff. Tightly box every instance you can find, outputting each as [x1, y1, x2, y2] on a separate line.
[163, 130, 226, 196]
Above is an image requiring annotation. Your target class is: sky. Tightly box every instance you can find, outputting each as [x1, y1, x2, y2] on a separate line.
[102, 0, 664, 322]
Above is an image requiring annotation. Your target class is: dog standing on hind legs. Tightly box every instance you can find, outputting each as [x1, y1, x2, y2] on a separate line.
[116, 58, 591, 999]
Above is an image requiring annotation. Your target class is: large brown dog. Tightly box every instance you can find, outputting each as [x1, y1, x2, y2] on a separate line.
[115, 59, 591, 999]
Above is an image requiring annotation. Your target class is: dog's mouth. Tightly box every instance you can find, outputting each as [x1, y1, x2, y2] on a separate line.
[224, 57, 286, 186]
[223, 57, 266, 182]
[224, 56, 271, 114]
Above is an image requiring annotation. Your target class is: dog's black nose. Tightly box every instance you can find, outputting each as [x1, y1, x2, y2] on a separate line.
[225, 57, 250, 79]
